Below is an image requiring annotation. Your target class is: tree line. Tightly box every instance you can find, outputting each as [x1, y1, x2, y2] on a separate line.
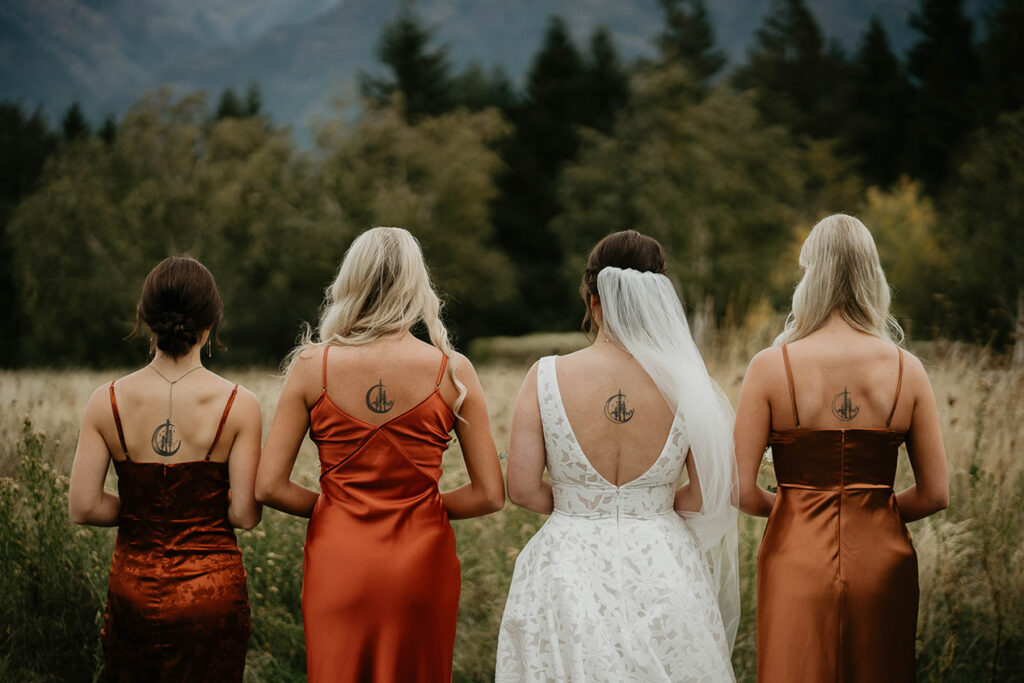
[1, 0, 1022, 367]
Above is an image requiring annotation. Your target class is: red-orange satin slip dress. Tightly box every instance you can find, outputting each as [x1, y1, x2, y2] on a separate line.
[102, 382, 251, 682]
[757, 346, 918, 682]
[303, 347, 460, 682]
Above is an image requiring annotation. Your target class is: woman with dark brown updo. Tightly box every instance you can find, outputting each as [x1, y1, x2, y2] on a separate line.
[69, 255, 262, 682]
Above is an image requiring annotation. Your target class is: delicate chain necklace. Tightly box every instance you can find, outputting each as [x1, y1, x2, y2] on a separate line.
[600, 335, 633, 357]
[147, 363, 203, 457]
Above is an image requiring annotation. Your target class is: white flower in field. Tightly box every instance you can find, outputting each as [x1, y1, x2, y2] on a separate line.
[255, 529, 266, 538]
[269, 586, 279, 593]
[255, 566, 263, 573]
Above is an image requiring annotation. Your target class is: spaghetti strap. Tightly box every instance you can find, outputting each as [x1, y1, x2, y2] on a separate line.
[322, 345, 330, 392]
[780, 344, 800, 428]
[206, 385, 239, 459]
[884, 348, 904, 429]
[109, 381, 130, 460]
[435, 353, 449, 388]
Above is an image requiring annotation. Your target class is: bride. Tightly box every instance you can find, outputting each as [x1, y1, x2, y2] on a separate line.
[496, 230, 738, 682]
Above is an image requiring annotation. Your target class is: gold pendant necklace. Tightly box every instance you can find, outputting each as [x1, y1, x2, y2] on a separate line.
[148, 364, 203, 457]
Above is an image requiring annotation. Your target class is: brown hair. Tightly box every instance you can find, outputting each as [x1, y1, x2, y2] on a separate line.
[131, 256, 224, 358]
[580, 229, 666, 333]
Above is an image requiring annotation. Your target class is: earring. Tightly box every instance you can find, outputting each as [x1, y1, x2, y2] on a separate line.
[206, 338, 212, 357]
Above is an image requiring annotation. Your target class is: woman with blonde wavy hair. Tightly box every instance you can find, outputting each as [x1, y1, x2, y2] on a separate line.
[256, 227, 505, 682]
[734, 214, 949, 682]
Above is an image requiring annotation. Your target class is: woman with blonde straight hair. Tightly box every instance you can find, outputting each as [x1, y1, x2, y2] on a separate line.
[734, 214, 948, 682]
[257, 227, 505, 682]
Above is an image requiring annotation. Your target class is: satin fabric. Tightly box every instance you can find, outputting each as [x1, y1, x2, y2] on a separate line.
[303, 366, 460, 683]
[101, 459, 251, 681]
[757, 428, 918, 682]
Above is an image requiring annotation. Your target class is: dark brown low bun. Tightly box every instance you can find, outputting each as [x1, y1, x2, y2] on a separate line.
[131, 256, 223, 358]
[580, 230, 666, 333]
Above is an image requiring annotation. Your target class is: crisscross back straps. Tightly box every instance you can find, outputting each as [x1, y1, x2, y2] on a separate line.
[435, 353, 449, 388]
[884, 348, 905, 429]
[780, 344, 801, 428]
[322, 344, 330, 391]
[109, 381, 130, 460]
[206, 385, 239, 460]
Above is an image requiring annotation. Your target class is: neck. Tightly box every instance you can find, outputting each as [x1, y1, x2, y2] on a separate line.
[151, 346, 204, 372]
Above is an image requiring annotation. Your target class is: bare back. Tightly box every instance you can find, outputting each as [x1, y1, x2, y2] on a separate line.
[554, 345, 675, 486]
[105, 368, 241, 464]
[768, 329, 908, 432]
[310, 336, 459, 423]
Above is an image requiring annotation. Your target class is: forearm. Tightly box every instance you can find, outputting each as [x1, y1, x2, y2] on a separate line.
[739, 486, 775, 517]
[256, 480, 318, 518]
[895, 485, 948, 522]
[441, 481, 505, 520]
[70, 491, 120, 526]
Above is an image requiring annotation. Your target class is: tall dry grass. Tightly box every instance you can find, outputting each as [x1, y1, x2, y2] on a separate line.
[1, 325, 1021, 681]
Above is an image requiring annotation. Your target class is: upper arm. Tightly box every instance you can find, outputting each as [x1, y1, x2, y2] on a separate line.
[258, 354, 317, 488]
[507, 362, 546, 495]
[451, 354, 503, 490]
[69, 386, 114, 517]
[734, 349, 775, 489]
[227, 388, 262, 510]
[903, 354, 948, 497]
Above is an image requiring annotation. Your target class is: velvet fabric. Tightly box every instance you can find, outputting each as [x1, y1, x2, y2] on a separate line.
[101, 459, 251, 681]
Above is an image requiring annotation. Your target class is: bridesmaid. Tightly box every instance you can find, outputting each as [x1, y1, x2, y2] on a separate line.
[735, 214, 949, 682]
[69, 256, 262, 681]
[256, 226, 505, 682]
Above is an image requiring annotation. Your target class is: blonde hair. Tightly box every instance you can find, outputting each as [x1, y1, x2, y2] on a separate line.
[775, 214, 903, 345]
[289, 227, 467, 416]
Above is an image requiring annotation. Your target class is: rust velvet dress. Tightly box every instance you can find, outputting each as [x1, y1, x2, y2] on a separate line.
[102, 382, 251, 682]
[757, 346, 918, 682]
[302, 347, 461, 682]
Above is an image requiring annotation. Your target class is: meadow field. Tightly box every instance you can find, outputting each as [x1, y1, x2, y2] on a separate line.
[1, 329, 1022, 682]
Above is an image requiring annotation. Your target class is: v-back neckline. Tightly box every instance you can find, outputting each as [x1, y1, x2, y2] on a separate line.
[546, 357, 680, 489]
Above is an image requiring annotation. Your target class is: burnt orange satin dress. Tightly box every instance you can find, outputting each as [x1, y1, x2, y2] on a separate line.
[102, 382, 251, 682]
[303, 347, 460, 683]
[757, 346, 918, 682]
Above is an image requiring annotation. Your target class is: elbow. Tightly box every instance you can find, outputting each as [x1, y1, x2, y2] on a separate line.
[254, 478, 275, 507]
[931, 489, 949, 513]
[487, 487, 506, 513]
[68, 496, 91, 525]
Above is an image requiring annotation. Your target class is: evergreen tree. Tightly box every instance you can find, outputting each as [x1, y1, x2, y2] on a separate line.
[489, 16, 592, 333]
[843, 16, 912, 186]
[906, 0, 982, 188]
[733, 0, 850, 139]
[244, 81, 263, 117]
[979, 0, 1024, 123]
[216, 87, 244, 119]
[450, 62, 517, 112]
[0, 104, 57, 363]
[657, 0, 725, 83]
[61, 102, 89, 141]
[583, 27, 630, 133]
[99, 114, 117, 145]
[360, 0, 453, 121]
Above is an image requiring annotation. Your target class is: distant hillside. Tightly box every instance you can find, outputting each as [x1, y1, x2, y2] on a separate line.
[0, 0, 998, 131]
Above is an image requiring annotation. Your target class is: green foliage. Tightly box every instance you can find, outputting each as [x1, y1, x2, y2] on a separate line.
[656, 0, 725, 83]
[907, 0, 983, 188]
[61, 102, 90, 142]
[315, 103, 515, 340]
[554, 62, 804, 315]
[861, 178, 949, 338]
[732, 0, 850, 140]
[843, 17, 912, 187]
[0, 419, 113, 681]
[944, 110, 1024, 347]
[361, 1, 454, 121]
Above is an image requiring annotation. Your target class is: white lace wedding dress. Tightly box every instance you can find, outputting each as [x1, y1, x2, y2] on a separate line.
[496, 356, 735, 682]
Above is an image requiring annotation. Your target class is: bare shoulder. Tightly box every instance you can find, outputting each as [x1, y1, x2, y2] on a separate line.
[230, 384, 262, 419]
[745, 346, 784, 383]
[898, 347, 932, 392]
[450, 351, 478, 378]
